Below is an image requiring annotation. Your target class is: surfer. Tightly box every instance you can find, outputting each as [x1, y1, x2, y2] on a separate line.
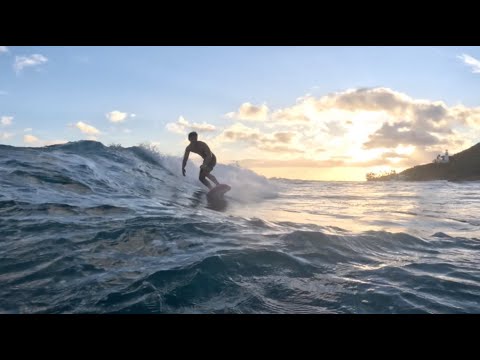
[182, 132, 220, 190]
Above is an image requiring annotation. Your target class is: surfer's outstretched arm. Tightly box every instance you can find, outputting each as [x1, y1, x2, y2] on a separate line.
[182, 147, 190, 176]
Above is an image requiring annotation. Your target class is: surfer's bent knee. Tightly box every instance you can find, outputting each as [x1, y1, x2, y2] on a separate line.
[199, 170, 208, 181]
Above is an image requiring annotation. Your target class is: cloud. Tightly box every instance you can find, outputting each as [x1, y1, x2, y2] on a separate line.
[165, 116, 216, 135]
[24, 128, 33, 132]
[219, 123, 262, 143]
[24, 134, 40, 144]
[325, 120, 348, 136]
[1, 132, 14, 140]
[271, 102, 312, 123]
[326, 87, 412, 113]
[257, 131, 302, 153]
[14, 54, 48, 73]
[191, 121, 216, 132]
[257, 145, 304, 153]
[130, 114, 136, 118]
[327, 88, 472, 149]
[1, 116, 13, 126]
[414, 103, 447, 122]
[281, 87, 473, 150]
[76, 121, 100, 135]
[215, 123, 303, 154]
[272, 110, 310, 123]
[225, 102, 269, 121]
[274, 132, 295, 143]
[363, 121, 441, 149]
[106, 110, 128, 123]
[217, 87, 480, 173]
[0, 46, 8, 53]
[458, 54, 480, 74]
[165, 122, 185, 135]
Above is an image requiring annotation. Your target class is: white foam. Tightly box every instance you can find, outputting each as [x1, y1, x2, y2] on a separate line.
[137, 144, 279, 202]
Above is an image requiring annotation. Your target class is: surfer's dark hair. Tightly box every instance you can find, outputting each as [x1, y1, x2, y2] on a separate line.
[188, 132, 198, 140]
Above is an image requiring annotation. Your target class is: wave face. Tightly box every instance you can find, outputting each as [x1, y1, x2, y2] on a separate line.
[1, 141, 479, 313]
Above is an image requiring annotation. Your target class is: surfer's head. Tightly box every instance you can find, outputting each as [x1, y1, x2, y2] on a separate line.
[188, 131, 198, 142]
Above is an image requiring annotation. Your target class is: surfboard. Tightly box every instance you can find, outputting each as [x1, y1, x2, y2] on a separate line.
[207, 184, 231, 200]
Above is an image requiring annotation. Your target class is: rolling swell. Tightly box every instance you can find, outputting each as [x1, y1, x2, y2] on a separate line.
[0, 141, 479, 313]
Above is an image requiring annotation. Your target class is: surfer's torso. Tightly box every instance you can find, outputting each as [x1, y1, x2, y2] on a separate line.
[186, 141, 215, 160]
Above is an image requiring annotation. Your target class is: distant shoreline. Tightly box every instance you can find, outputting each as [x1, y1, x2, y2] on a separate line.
[367, 142, 480, 182]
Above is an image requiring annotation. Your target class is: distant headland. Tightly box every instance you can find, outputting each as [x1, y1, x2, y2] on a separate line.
[366, 143, 480, 181]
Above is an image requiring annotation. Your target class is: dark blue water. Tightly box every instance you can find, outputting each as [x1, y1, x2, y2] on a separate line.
[1, 141, 479, 313]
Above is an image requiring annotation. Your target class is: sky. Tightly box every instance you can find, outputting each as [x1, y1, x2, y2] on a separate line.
[1, 46, 480, 181]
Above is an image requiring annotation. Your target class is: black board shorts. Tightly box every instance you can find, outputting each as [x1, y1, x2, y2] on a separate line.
[202, 154, 216, 173]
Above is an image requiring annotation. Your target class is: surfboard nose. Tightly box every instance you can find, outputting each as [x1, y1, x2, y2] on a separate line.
[207, 183, 231, 198]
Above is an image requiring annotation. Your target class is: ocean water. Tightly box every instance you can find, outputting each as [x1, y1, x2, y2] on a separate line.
[1, 141, 479, 314]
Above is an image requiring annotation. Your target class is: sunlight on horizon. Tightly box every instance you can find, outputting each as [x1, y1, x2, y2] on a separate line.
[2, 46, 480, 181]
[250, 166, 388, 182]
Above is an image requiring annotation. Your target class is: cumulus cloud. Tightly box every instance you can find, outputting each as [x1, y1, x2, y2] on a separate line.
[14, 54, 48, 73]
[106, 110, 128, 123]
[225, 102, 269, 121]
[76, 121, 100, 135]
[24, 134, 40, 144]
[215, 123, 303, 154]
[458, 54, 480, 74]
[219, 123, 262, 143]
[165, 116, 216, 135]
[0, 46, 8, 53]
[165, 122, 185, 135]
[271, 100, 313, 123]
[274, 132, 295, 143]
[325, 87, 412, 114]
[325, 120, 348, 136]
[363, 121, 441, 149]
[1, 116, 13, 126]
[219, 87, 480, 173]
[275, 87, 475, 150]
